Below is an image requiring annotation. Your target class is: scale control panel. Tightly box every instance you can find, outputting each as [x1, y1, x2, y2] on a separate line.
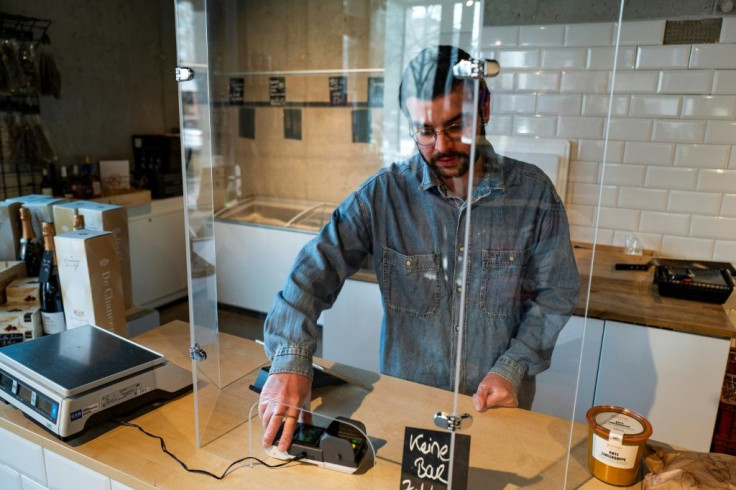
[0, 368, 59, 426]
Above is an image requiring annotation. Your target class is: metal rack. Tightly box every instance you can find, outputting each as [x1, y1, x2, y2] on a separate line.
[0, 12, 56, 200]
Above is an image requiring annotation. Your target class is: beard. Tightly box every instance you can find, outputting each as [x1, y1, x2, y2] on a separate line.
[423, 150, 471, 179]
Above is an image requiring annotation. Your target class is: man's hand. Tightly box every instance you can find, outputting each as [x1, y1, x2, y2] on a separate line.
[472, 373, 518, 412]
[258, 372, 312, 451]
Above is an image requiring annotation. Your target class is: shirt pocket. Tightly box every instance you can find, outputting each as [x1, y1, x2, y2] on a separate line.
[382, 247, 440, 317]
[480, 249, 528, 318]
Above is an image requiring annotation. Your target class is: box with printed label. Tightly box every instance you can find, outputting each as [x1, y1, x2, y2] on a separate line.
[53, 201, 132, 307]
[6, 276, 40, 306]
[55, 229, 127, 335]
[0, 303, 42, 347]
[10, 196, 68, 239]
[0, 201, 22, 261]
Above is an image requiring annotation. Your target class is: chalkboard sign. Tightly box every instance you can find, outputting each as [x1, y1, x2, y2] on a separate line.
[400, 427, 470, 489]
[329, 76, 348, 106]
[269, 77, 286, 106]
[368, 77, 384, 107]
[229, 78, 244, 105]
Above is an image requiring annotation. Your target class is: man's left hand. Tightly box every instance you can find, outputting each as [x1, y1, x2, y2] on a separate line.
[473, 373, 518, 412]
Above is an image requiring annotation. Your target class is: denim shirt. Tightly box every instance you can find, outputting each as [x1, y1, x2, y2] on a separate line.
[264, 140, 581, 395]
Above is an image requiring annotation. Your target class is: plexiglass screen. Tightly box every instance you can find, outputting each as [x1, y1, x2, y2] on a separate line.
[174, 0, 736, 488]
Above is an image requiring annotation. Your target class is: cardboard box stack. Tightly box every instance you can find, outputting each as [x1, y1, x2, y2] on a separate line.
[0, 201, 22, 261]
[53, 201, 133, 308]
[0, 261, 41, 346]
[55, 229, 127, 335]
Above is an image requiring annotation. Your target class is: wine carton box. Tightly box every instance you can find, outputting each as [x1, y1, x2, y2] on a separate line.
[53, 201, 132, 307]
[0, 303, 42, 347]
[18, 197, 68, 239]
[55, 229, 127, 335]
[6, 276, 40, 306]
[0, 261, 26, 304]
[0, 201, 22, 261]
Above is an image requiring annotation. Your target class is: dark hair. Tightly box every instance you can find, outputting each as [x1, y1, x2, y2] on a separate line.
[398, 45, 490, 118]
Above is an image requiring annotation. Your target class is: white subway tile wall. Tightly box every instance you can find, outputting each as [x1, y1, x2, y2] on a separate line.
[484, 19, 736, 263]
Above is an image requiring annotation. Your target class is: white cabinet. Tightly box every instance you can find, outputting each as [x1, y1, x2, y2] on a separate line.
[594, 320, 730, 452]
[214, 221, 315, 313]
[128, 198, 188, 309]
[528, 315, 604, 423]
[322, 279, 383, 372]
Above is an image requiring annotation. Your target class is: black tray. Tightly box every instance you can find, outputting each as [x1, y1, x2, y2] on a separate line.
[654, 265, 734, 304]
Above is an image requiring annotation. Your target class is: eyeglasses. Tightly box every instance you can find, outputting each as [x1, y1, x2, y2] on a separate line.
[410, 118, 473, 146]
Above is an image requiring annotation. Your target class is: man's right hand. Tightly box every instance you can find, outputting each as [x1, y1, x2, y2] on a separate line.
[258, 372, 312, 451]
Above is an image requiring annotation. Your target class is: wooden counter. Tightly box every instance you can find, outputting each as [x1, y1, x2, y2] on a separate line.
[574, 246, 736, 339]
[0, 321, 644, 489]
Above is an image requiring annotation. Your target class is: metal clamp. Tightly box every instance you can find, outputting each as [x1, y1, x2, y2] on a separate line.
[434, 411, 473, 431]
[175, 66, 195, 82]
[452, 58, 500, 80]
[189, 343, 207, 361]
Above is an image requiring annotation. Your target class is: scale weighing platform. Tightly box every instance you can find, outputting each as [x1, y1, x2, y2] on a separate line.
[0, 324, 192, 441]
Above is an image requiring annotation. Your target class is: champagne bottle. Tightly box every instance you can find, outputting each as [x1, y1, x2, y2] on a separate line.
[39, 222, 66, 334]
[73, 209, 85, 231]
[18, 207, 43, 276]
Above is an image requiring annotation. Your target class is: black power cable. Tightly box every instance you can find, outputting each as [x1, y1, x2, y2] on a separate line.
[114, 419, 306, 480]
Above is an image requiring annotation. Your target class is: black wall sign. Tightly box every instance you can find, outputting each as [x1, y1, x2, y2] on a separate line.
[229, 78, 244, 105]
[329, 76, 348, 106]
[400, 427, 470, 490]
[269, 77, 286, 106]
[284, 108, 302, 140]
[368, 77, 384, 107]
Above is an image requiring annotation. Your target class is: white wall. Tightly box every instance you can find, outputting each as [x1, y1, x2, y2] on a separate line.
[481, 18, 736, 264]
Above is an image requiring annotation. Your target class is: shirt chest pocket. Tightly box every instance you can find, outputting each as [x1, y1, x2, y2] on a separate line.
[480, 249, 529, 318]
[382, 247, 440, 317]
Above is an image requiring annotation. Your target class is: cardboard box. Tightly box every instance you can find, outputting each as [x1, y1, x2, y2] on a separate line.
[0, 202, 22, 261]
[99, 160, 131, 191]
[90, 189, 151, 207]
[0, 303, 42, 347]
[24, 197, 69, 238]
[53, 201, 133, 308]
[6, 276, 40, 306]
[55, 229, 127, 335]
[0, 261, 26, 303]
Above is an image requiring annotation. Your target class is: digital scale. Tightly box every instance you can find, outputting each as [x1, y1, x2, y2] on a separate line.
[0, 324, 192, 441]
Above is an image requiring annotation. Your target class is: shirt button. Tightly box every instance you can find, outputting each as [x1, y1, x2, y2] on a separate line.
[457, 286, 462, 292]
[454, 325, 459, 331]
[405, 260, 411, 266]
[459, 246, 465, 252]
[509, 256, 515, 262]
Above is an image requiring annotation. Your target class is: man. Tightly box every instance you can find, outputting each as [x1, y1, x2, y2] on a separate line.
[259, 45, 580, 451]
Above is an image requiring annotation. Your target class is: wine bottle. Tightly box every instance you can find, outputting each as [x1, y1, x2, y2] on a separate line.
[73, 209, 85, 231]
[60, 165, 74, 199]
[39, 222, 66, 334]
[90, 161, 103, 198]
[18, 207, 43, 276]
[40, 167, 53, 196]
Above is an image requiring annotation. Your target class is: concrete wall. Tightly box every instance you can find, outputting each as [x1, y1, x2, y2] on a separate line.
[1, 0, 179, 170]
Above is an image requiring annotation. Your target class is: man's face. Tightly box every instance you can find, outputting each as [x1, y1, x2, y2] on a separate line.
[405, 85, 484, 182]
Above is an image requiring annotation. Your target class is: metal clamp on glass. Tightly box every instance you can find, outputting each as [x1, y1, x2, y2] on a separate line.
[434, 411, 473, 432]
[189, 343, 207, 361]
[452, 58, 500, 80]
[175, 66, 195, 82]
